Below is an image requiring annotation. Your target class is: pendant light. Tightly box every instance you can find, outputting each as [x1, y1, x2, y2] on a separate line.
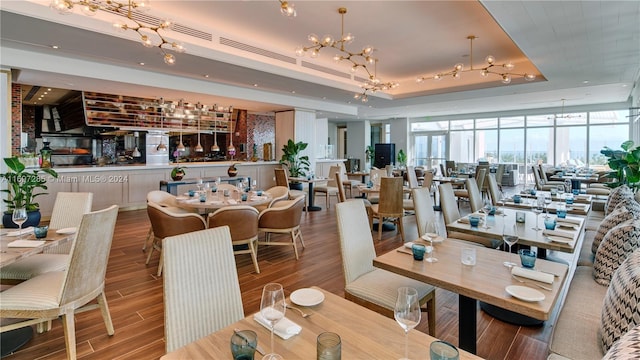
[132, 131, 142, 157]
[156, 98, 167, 152]
[194, 102, 204, 152]
[227, 119, 236, 156]
[211, 114, 220, 152]
[177, 118, 186, 152]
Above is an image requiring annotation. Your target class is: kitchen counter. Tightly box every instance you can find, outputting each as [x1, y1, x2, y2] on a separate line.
[51, 161, 279, 173]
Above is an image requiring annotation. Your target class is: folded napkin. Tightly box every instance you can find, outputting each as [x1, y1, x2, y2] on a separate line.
[543, 229, 576, 239]
[8, 239, 45, 248]
[576, 194, 590, 200]
[6, 227, 34, 237]
[253, 312, 302, 340]
[512, 266, 554, 284]
[556, 217, 581, 225]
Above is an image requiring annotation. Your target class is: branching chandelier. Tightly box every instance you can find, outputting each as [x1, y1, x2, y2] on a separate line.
[278, 0, 296, 17]
[354, 60, 399, 103]
[49, 0, 185, 65]
[416, 35, 536, 85]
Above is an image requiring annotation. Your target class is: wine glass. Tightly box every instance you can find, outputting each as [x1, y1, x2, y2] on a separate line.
[502, 223, 519, 268]
[497, 191, 509, 217]
[216, 177, 222, 187]
[260, 283, 286, 360]
[543, 194, 552, 218]
[196, 178, 203, 192]
[251, 179, 257, 192]
[12, 207, 28, 240]
[531, 197, 544, 231]
[394, 287, 421, 360]
[424, 221, 439, 263]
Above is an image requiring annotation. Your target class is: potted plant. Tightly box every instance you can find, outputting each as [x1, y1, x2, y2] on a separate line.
[170, 166, 186, 181]
[600, 140, 640, 190]
[1, 157, 58, 228]
[397, 149, 407, 169]
[365, 145, 375, 168]
[279, 139, 310, 190]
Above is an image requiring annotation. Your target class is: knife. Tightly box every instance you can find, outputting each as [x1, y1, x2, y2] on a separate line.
[234, 328, 265, 355]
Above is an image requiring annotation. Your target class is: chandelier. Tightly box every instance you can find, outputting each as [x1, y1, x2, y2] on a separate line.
[295, 7, 379, 79]
[354, 60, 399, 103]
[279, 0, 296, 17]
[49, 0, 185, 65]
[549, 99, 583, 120]
[416, 35, 536, 85]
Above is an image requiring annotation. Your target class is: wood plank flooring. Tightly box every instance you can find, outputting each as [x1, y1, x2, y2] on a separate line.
[4, 193, 556, 360]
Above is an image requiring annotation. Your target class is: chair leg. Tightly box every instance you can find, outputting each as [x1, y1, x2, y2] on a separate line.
[156, 248, 164, 277]
[248, 240, 260, 274]
[296, 228, 306, 248]
[142, 227, 153, 252]
[61, 312, 76, 360]
[145, 238, 158, 265]
[377, 216, 383, 241]
[97, 291, 115, 335]
[291, 230, 299, 260]
[397, 216, 405, 242]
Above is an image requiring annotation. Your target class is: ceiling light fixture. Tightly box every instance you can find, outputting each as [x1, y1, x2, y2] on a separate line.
[416, 35, 536, 85]
[194, 102, 204, 152]
[295, 7, 377, 79]
[354, 59, 399, 103]
[279, 0, 296, 17]
[156, 97, 168, 152]
[49, 0, 185, 65]
[549, 99, 582, 120]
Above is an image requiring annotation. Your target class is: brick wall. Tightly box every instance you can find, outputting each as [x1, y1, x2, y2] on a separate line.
[10, 83, 21, 156]
[247, 113, 276, 160]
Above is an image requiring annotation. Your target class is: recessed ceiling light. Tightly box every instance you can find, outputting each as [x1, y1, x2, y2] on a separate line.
[47, 88, 52, 91]
[204, 74, 210, 78]
[43, 92, 48, 95]
[51, 45, 59, 49]
[253, 84, 258, 87]
[291, 90, 296, 94]
[582, 80, 589, 84]
[139, 62, 145, 66]
[622, 84, 628, 87]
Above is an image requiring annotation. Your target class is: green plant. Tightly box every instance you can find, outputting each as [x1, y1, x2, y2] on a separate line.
[0, 157, 58, 212]
[279, 139, 310, 179]
[365, 145, 375, 164]
[397, 149, 407, 167]
[600, 140, 640, 190]
[171, 166, 186, 179]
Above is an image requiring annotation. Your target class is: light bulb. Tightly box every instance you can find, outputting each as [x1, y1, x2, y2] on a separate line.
[416, 77, 424, 83]
[295, 47, 305, 57]
[135, 0, 152, 12]
[321, 35, 333, 46]
[485, 55, 495, 65]
[195, 143, 203, 152]
[310, 49, 319, 58]
[480, 69, 489, 77]
[433, 74, 441, 80]
[164, 53, 176, 65]
[308, 33, 319, 43]
[501, 74, 512, 84]
[333, 54, 341, 61]
[140, 35, 153, 48]
[172, 42, 185, 53]
[362, 46, 374, 55]
[50, 0, 73, 15]
[504, 61, 515, 70]
[454, 63, 464, 71]
[525, 73, 536, 81]
[343, 33, 354, 43]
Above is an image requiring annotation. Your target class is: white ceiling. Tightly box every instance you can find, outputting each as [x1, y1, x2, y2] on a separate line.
[1, 0, 639, 121]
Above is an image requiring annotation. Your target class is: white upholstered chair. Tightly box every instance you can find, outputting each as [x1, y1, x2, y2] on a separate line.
[0, 205, 119, 360]
[336, 200, 436, 336]
[1, 192, 93, 282]
[163, 226, 244, 353]
[466, 178, 485, 213]
[412, 187, 437, 238]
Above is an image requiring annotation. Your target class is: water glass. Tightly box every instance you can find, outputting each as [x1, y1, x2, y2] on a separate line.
[468, 215, 481, 227]
[412, 243, 427, 261]
[199, 191, 207, 202]
[430, 341, 459, 360]
[461, 248, 476, 266]
[513, 195, 521, 204]
[556, 204, 567, 218]
[230, 330, 257, 360]
[519, 249, 537, 268]
[257, 190, 263, 196]
[188, 189, 195, 197]
[317, 332, 341, 360]
[544, 217, 556, 230]
[515, 211, 526, 223]
[241, 193, 248, 201]
[565, 195, 574, 205]
[34, 225, 49, 239]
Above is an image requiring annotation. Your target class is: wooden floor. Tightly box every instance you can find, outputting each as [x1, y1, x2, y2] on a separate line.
[5, 191, 558, 360]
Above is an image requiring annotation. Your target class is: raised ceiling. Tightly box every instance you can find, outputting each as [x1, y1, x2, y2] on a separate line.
[1, 1, 639, 121]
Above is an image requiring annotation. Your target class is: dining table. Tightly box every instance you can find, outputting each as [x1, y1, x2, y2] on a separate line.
[289, 176, 329, 211]
[501, 198, 591, 216]
[175, 191, 272, 212]
[549, 173, 599, 191]
[446, 208, 585, 258]
[518, 190, 594, 204]
[0, 227, 77, 356]
[373, 239, 569, 355]
[160, 286, 482, 360]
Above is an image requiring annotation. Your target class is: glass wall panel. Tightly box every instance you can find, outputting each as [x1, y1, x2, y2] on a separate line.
[556, 113, 587, 125]
[590, 110, 628, 124]
[527, 127, 554, 165]
[556, 126, 587, 166]
[476, 118, 498, 129]
[411, 121, 448, 132]
[475, 129, 497, 162]
[589, 123, 630, 166]
[500, 116, 525, 128]
[450, 131, 474, 163]
[499, 128, 524, 164]
[450, 119, 474, 130]
[527, 115, 554, 127]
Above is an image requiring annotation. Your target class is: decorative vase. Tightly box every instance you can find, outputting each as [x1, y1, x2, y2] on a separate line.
[171, 171, 184, 181]
[2, 210, 41, 228]
[227, 163, 238, 177]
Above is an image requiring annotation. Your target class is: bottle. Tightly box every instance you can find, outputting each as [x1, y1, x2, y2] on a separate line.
[40, 141, 52, 168]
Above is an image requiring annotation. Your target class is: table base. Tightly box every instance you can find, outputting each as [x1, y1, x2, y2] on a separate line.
[372, 222, 396, 231]
[0, 326, 33, 357]
[480, 302, 544, 326]
[304, 206, 322, 212]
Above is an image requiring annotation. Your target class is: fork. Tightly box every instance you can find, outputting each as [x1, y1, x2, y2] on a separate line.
[511, 273, 553, 291]
[286, 304, 312, 318]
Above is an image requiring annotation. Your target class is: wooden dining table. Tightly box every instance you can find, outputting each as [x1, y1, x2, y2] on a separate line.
[446, 208, 585, 257]
[373, 239, 569, 355]
[0, 228, 75, 267]
[161, 286, 482, 360]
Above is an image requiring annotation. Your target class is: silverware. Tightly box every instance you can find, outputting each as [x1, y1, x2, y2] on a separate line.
[511, 273, 553, 291]
[233, 328, 265, 355]
[286, 304, 312, 318]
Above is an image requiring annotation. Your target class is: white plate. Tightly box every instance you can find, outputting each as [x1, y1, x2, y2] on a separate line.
[546, 236, 573, 244]
[421, 233, 444, 243]
[290, 288, 325, 307]
[56, 227, 77, 235]
[505, 285, 545, 302]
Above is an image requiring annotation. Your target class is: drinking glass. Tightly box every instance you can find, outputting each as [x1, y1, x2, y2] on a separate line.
[531, 197, 544, 231]
[196, 178, 203, 192]
[543, 195, 552, 218]
[556, 184, 564, 197]
[502, 223, 519, 268]
[12, 207, 28, 240]
[424, 221, 439, 263]
[260, 283, 286, 360]
[251, 179, 257, 192]
[394, 287, 421, 360]
[497, 191, 509, 217]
